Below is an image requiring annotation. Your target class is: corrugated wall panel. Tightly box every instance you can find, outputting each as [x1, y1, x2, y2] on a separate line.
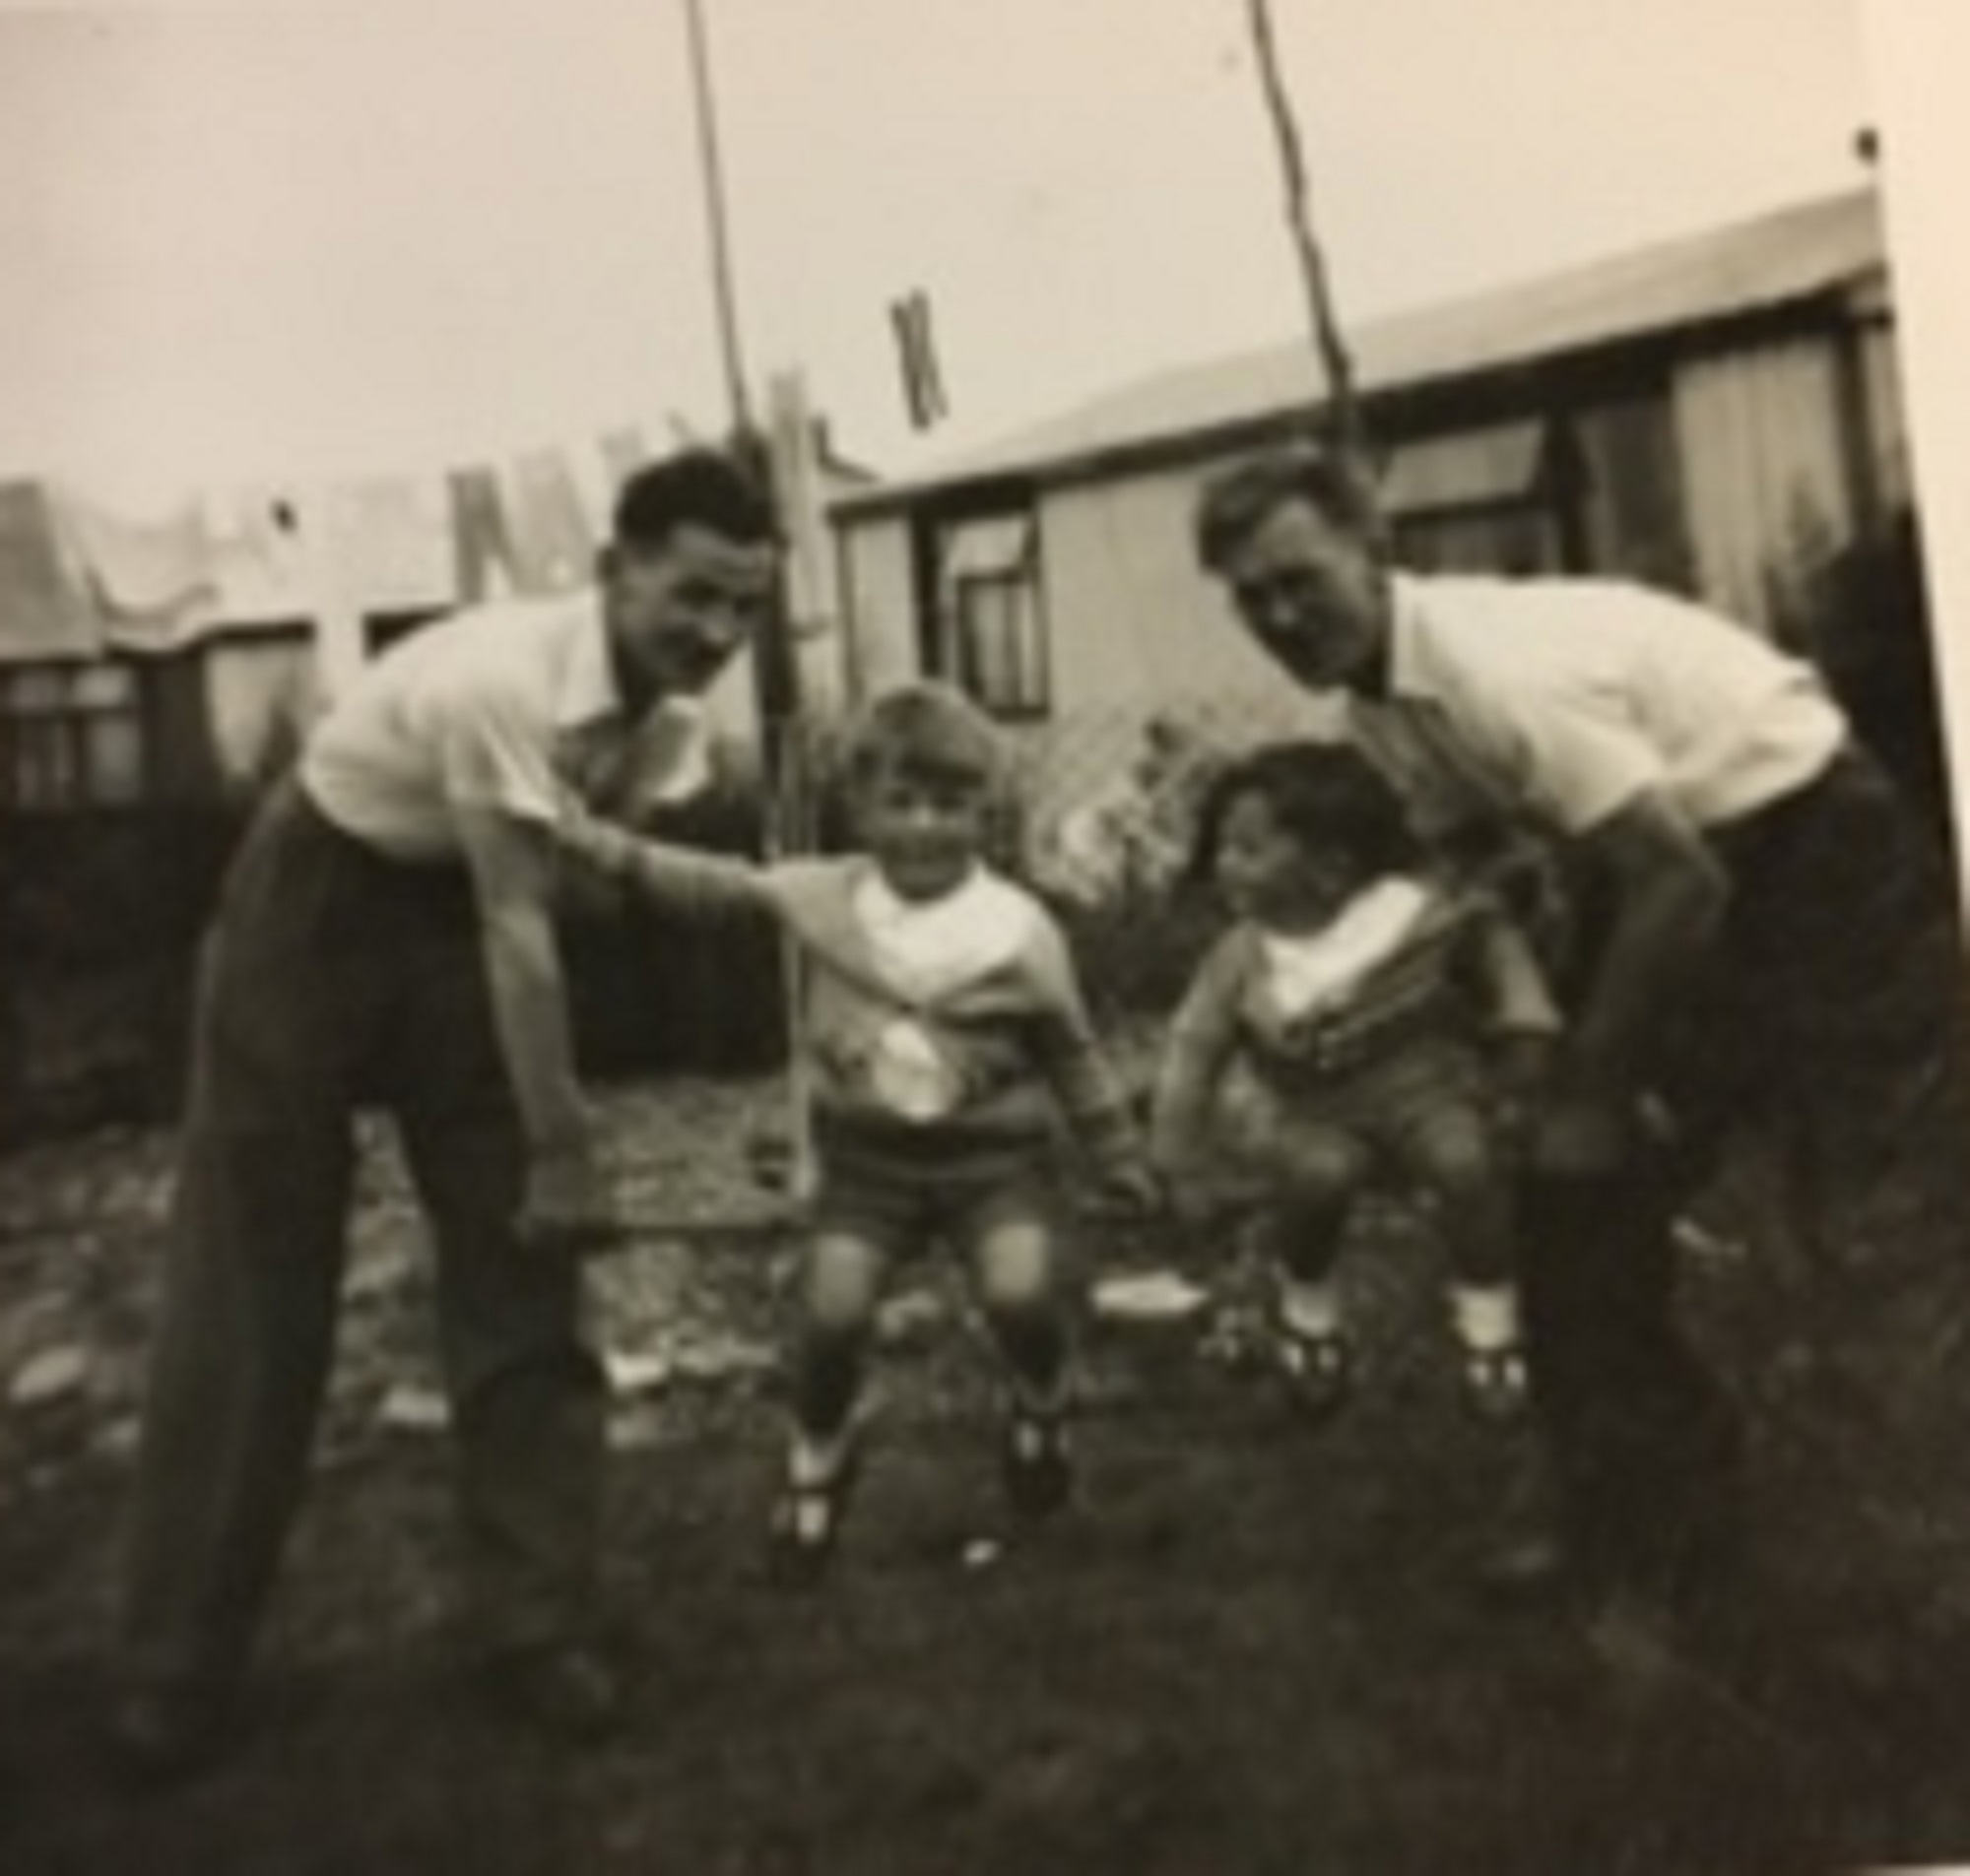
[836, 515, 918, 705]
[1013, 468, 1338, 864]
[1859, 319, 1911, 516]
[1041, 467, 1297, 711]
[1672, 336, 1857, 632]
[1574, 393, 1694, 593]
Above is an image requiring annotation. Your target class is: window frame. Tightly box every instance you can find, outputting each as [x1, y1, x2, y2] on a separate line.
[933, 511, 1051, 722]
[0, 657, 150, 812]
[1379, 417, 1585, 576]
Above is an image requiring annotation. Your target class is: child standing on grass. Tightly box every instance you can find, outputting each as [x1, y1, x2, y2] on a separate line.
[1149, 740, 1558, 1425]
[559, 682, 1156, 1584]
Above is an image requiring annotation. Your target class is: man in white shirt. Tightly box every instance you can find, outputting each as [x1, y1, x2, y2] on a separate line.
[1191, 443, 1965, 1635]
[112, 448, 777, 1779]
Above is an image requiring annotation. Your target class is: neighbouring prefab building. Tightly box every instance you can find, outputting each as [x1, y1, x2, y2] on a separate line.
[827, 187, 1916, 857]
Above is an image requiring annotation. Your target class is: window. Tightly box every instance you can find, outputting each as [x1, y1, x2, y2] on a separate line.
[936, 515, 1049, 719]
[1381, 420, 1578, 576]
[1396, 507, 1561, 577]
[0, 661, 147, 810]
[1565, 389, 1692, 592]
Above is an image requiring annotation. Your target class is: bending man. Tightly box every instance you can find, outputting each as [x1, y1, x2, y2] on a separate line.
[1191, 444, 1964, 1632]
[112, 448, 777, 1778]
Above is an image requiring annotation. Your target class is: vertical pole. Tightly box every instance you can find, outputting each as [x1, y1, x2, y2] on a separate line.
[680, 0, 815, 1201]
[1245, 0, 1368, 467]
[297, 481, 366, 707]
[683, 0, 754, 436]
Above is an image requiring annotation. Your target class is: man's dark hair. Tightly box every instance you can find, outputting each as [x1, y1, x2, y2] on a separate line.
[1188, 738, 1420, 884]
[612, 447, 776, 553]
[1193, 445, 1383, 573]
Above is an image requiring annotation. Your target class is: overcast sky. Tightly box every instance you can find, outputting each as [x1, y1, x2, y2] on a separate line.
[0, 0, 1882, 494]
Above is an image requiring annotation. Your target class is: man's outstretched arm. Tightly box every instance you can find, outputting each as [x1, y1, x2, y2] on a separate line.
[457, 805, 615, 1251]
[1545, 789, 1728, 1171]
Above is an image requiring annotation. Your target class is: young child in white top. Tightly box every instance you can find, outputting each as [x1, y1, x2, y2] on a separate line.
[1150, 740, 1558, 1424]
[560, 682, 1156, 1583]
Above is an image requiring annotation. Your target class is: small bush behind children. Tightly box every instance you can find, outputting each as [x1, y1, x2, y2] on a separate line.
[559, 682, 1157, 1583]
[1149, 740, 1558, 1426]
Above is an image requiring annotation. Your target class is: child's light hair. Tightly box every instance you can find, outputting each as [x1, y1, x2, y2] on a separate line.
[846, 682, 1004, 796]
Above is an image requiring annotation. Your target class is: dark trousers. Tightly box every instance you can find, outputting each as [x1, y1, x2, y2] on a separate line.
[1665, 745, 1965, 1263]
[1523, 745, 1967, 1603]
[1518, 1162, 1743, 1605]
[117, 781, 606, 1701]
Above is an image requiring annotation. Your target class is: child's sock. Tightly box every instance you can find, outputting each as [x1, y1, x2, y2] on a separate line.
[1449, 1280, 1523, 1353]
[1450, 1282, 1530, 1424]
[776, 1423, 859, 1555]
[1279, 1272, 1345, 1342]
[994, 1318, 1077, 1518]
[788, 1423, 855, 1489]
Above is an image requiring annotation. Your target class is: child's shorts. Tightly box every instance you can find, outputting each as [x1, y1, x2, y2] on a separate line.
[811, 1124, 1068, 1267]
[1220, 1034, 1493, 1177]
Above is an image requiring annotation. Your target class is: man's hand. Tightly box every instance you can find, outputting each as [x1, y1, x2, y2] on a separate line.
[458, 807, 595, 1166]
[1093, 1159, 1165, 1222]
[1562, 791, 1727, 1120]
[516, 1137, 623, 1257]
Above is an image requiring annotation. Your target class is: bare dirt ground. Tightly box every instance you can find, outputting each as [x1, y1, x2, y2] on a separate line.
[5, 1072, 1970, 1876]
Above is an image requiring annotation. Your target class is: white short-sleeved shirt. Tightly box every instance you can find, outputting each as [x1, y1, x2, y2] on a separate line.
[301, 590, 708, 859]
[1346, 574, 1846, 838]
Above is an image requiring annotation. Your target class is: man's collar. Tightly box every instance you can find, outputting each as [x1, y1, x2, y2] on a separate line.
[1375, 573, 1433, 701]
[556, 592, 628, 730]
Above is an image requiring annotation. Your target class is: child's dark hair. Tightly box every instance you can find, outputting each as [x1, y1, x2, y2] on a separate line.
[846, 681, 1003, 797]
[1189, 740, 1421, 884]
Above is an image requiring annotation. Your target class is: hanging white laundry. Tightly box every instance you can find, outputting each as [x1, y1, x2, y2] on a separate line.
[504, 449, 595, 595]
[204, 484, 312, 625]
[53, 479, 220, 650]
[328, 475, 455, 615]
[0, 481, 102, 661]
[450, 466, 520, 603]
[599, 425, 650, 493]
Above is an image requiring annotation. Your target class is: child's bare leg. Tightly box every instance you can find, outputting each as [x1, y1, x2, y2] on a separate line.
[1254, 1127, 1369, 1415]
[969, 1195, 1076, 1517]
[774, 1229, 888, 1578]
[1402, 1107, 1527, 1420]
[789, 1229, 887, 1467]
[973, 1210, 1070, 1409]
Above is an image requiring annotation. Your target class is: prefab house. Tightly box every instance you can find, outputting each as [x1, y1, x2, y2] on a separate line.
[828, 188, 1910, 854]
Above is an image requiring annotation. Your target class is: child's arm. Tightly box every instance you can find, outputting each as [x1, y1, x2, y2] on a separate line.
[558, 805, 779, 924]
[1466, 898, 1563, 1143]
[1471, 900, 1562, 1038]
[1020, 917, 1156, 1201]
[1148, 937, 1246, 1210]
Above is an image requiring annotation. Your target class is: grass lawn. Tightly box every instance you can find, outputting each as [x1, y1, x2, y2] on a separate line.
[5, 1074, 1970, 1875]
